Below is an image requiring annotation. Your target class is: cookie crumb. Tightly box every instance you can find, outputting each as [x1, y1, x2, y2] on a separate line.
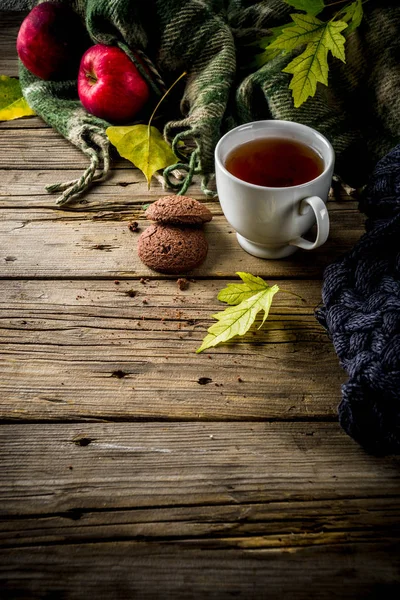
[177, 277, 189, 291]
[128, 221, 140, 232]
[125, 289, 137, 298]
[237, 377, 243, 383]
[114, 280, 120, 285]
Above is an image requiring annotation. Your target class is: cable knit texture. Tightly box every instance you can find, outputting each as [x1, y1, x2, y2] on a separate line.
[317, 144, 400, 455]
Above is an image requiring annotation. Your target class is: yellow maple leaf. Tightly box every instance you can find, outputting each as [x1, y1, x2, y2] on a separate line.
[107, 124, 177, 188]
[0, 75, 35, 121]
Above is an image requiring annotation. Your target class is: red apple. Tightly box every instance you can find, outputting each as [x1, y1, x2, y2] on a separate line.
[17, 1, 88, 80]
[77, 44, 150, 123]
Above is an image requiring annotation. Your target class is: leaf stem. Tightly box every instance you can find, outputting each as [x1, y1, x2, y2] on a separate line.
[279, 288, 306, 302]
[325, 0, 354, 7]
[148, 71, 187, 129]
[145, 71, 187, 189]
[328, 0, 367, 21]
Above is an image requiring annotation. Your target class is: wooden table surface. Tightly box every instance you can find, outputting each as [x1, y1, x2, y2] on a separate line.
[1, 12, 400, 599]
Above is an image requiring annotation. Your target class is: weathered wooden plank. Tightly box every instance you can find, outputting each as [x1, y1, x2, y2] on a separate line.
[0, 115, 50, 129]
[0, 169, 166, 207]
[0, 115, 47, 129]
[0, 128, 360, 192]
[0, 127, 187, 171]
[0, 278, 323, 315]
[0, 341, 343, 421]
[0, 128, 106, 170]
[1, 497, 399, 547]
[0, 211, 365, 279]
[0, 423, 399, 516]
[1, 541, 399, 600]
[0, 12, 23, 78]
[0, 168, 357, 209]
[0, 279, 344, 421]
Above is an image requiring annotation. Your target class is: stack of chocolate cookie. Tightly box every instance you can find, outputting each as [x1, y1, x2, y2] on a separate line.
[137, 196, 213, 274]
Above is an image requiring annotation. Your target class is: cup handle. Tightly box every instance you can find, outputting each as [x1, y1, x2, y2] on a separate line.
[289, 196, 330, 251]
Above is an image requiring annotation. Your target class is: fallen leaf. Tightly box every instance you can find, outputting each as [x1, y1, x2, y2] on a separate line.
[217, 272, 270, 305]
[106, 124, 177, 188]
[197, 272, 280, 353]
[0, 75, 35, 121]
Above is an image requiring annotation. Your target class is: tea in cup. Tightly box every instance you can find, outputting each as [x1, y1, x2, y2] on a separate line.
[215, 120, 334, 259]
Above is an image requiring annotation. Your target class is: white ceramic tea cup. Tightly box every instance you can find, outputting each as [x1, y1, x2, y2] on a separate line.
[214, 120, 334, 259]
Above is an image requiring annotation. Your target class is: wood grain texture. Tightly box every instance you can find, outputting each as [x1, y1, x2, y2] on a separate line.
[0, 279, 344, 421]
[0, 168, 358, 208]
[0, 423, 399, 516]
[0, 11, 23, 78]
[1, 541, 399, 600]
[0, 128, 103, 170]
[1, 496, 399, 548]
[0, 168, 170, 207]
[0, 210, 365, 279]
[0, 115, 46, 129]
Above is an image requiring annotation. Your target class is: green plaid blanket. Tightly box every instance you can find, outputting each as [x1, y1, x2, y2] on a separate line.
[19, 0, 400, 205]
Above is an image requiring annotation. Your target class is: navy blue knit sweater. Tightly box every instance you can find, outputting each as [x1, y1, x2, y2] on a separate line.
[317, 144, 400, 455]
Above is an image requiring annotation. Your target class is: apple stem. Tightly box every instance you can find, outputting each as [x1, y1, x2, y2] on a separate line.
[148, 70, 187, 129]
[86, 71, 98, 85]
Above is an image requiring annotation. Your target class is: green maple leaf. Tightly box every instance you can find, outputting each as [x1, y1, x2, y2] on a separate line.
[285, 0, 325, 16]
[197, 273, 279, 353]
[257, 0, 364, 108]
[253, 25, 293, 68]
[0, 75, 35, 121]
[279, 17, 348, 107]
[106, 124, 177, 188]
[269, 14, 328, 52]
[283, 42, 329, 107]
[270, 13, 348, 59]
[341, 0, 363, 35]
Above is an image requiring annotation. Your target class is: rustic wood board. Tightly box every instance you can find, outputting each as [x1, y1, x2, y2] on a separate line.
[2, 496, 399, 547]
[0, 279, 344, 421]
[1, 541, 399, 600]
[0, 421, 399, 598]
[0, 168, 358, 208]
[0, 11, 23, 77]
[1, 423, 399, 516]
[0, 211, 364, 279]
